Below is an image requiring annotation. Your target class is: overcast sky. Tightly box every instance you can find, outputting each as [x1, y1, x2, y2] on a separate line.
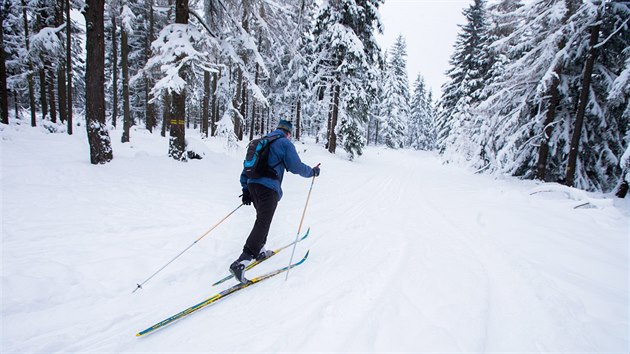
[375, 0, 473, 98]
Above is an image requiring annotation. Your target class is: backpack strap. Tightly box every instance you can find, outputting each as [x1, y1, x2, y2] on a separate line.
[265, 133, 285, 171]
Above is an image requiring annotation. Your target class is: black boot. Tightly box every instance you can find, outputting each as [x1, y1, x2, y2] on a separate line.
[230, 253, 252, 284]
[229, 261, 248, 284]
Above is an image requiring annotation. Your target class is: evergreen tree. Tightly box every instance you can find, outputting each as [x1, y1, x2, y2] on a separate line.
[310, 0, 383, 158]
[381, 34, 409, 149]
[409, 74, 435, 150]
[437, 0, 490, 162]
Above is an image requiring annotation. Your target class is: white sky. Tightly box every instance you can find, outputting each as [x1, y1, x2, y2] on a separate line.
[375, 0, 473, 97]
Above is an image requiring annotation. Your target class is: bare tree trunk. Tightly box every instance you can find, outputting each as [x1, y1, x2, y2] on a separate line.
[328, 82, 340, 154]
[566, 22, 600, 187]
[66, 0, 73, 134]
[21, 0, 37, 127]
[47, 69, 57, 123]
[38, 69, 48, 119]
[260, 106, 266, 136]
[111, 12, 118, 127]
[169, 0, 188, 160]
[0, 5, 8, 124]
[295, 97, 301, 141]
[84, 0, 113, 164]
[13, 91, 19, 119]
[56, 0, 67, 123]
[202, 70, 210, 137]
[211, 70, 218, 136]
[161, 92, 170, 137]
[234, 68, 243, 138]
[121, 22, 131, 143]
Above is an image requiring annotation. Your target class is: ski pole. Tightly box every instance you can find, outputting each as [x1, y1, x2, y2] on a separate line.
[133, 203, 244, 293]
[285, 163, 320, 281]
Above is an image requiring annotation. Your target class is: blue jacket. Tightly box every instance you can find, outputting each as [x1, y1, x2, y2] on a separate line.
[240, 129, 314, 201]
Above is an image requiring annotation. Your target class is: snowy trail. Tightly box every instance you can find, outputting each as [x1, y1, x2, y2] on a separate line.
[1, 126, 628, 353]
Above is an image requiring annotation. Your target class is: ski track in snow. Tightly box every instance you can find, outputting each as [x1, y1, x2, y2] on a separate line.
[1, 124, 628, 353]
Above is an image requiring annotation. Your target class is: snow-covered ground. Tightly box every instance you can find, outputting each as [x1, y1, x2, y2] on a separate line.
[1, 121, 628, 353]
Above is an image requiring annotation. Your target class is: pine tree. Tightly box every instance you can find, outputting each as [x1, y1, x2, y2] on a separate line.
[409, 74, 435, 150]
[310, 0, 383, 158]
[479, 0, 579, 178]
[437, 0, 490, 162]
[381, 34, 409, 149]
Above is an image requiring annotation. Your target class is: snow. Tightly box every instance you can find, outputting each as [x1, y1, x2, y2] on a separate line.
[1, 121, 628, 353]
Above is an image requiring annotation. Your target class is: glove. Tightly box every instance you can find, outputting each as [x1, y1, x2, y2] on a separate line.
[312, 166, 321, 177]
[241, 190, 252, 205]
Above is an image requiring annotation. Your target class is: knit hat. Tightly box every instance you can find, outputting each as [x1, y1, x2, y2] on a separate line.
[277, 119, 293, 134]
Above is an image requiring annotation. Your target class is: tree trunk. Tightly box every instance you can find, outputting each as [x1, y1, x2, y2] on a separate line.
[169, 0, 188, 161]
[0, 6, 8, 125]
[111, 12, 118, 127]
[21, 0, 37, 127]
[84, 0, 113, 164]
[39, 69, 48, 119]
[47, 69, 57, 123]
[234, 68, 243, 138]
[121, 24, 131, 143]
[260, 106, 265, 136]
[66, 0, 73, 134]
[161, 92, 170, 137]
[565, 22, 600, 187]
[202, 70, 210, 137]
[56, 0, 67, 123]
[295, 97, 301, 141]
[211, 70, 218, 136]
[145, 0, 156, 132]
[616, 178, 628, 198]
[328, 83, 340, 154]
[14, 91, 19, 119]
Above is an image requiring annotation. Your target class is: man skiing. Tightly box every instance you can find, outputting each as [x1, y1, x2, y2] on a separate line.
[231, 119, 320, 283]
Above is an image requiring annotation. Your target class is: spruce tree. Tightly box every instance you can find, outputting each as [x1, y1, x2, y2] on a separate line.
[437, 0, 490, 162]
[310, 0, 383, 158]
[381, 34, 410, 149]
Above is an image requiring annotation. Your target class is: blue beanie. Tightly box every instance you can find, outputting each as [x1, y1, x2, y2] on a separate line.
[277, 119, 293, 133]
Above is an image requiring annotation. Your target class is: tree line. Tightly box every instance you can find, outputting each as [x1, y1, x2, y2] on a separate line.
[1, 0, 438, 163]
[2, 0, 627, 196]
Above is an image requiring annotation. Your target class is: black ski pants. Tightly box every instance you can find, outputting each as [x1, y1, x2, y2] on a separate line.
[242, 183, 278, 260]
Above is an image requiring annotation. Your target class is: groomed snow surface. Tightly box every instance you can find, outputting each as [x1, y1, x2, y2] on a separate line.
[2, 121, 628, 353]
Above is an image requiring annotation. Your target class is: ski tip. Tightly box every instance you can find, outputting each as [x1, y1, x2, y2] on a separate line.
[300, 250, 310, 263]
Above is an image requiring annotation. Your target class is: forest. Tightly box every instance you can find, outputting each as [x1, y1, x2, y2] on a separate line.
[1, 0, 629, 195]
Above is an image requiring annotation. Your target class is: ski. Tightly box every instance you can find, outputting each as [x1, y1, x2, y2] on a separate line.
[136, 250, 310, 337]
[211, 227, 310, 286]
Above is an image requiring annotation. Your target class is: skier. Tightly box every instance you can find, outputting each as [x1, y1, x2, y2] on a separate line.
[230, 120, 320, 283]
